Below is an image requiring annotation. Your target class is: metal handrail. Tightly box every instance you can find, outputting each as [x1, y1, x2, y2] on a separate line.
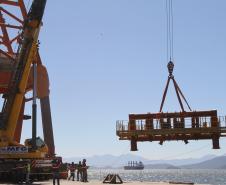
[116, 116, 226, 132]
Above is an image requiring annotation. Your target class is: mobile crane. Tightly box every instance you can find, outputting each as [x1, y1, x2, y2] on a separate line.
[0, 0, 55, 157]
[0, 0, 47, 156]
[0, 0, 66, 182]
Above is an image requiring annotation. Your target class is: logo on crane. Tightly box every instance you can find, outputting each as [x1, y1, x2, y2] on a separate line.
[0, 146, 28, 154]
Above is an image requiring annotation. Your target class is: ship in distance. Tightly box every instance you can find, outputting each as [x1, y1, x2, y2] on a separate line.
[124, 161, 144, 170]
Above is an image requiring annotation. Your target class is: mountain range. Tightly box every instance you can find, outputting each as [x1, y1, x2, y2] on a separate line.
[64, 153, 226, 169]
[181, 155, 226, 169]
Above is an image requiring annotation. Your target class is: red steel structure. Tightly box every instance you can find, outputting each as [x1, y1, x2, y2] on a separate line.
[0, 0, 26, 57]
[117, 110, 226, 151]
[0, 0, 55, 157]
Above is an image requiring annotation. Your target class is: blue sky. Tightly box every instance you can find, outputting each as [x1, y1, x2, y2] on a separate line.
[19, 0, 226, 159]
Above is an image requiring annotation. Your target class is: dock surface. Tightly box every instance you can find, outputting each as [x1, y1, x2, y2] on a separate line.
[23, 180, 208, 185]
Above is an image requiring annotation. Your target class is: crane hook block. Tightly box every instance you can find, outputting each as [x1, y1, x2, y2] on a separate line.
[167, 61, 174, 76]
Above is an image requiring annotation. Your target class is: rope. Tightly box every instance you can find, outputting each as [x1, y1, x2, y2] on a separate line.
[168, 0, 172, 60]
[165, 0, 169, 62]
[170, 0, 174, 60]
[165, 0, 174, 62]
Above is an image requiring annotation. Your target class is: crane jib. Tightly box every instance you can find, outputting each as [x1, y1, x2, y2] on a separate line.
[0, 0, 47, 134]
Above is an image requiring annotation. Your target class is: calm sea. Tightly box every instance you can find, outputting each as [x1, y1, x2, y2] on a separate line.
[88, 169, 226, 185]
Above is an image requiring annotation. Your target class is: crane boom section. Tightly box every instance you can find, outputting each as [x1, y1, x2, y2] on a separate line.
[0, 0, 47, 146]
[5, 27, 40, 143]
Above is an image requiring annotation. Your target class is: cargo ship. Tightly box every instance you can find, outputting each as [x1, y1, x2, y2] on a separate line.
[124, 161, 144, 170]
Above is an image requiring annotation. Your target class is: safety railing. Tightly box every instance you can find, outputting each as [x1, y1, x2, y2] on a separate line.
[116, 116, 226, 132]
[218, 116, 226, 128]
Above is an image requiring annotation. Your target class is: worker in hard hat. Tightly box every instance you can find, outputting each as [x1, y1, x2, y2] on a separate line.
[14, 162, 26, 184]
[26, 162, 31, 184]
[52, 159, 61, 185]
[77, 161, 82, 181]
[68, 162, 76, 181]
[81, 159, 88, 182]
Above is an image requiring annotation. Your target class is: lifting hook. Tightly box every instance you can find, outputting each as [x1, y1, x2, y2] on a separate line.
[167, 61, 174, 77]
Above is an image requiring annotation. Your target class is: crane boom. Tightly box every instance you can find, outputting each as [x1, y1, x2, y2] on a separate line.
[0, 0, 47, 157]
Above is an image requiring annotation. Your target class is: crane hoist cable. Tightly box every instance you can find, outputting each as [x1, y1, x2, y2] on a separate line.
[166, 0, 174, 62]
[159, 0, 191, 113]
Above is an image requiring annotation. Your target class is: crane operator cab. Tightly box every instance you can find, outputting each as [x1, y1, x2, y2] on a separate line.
[25, 137, 48, 154]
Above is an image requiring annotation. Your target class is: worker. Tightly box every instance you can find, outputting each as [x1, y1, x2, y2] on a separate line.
[52, 159, 61, 185]
[81, 159, 88, 182]
[26, 162, 31, 184]
[68, 162, 76, 181]
[15, 162, 26, 184]
[67, 163, 71, 180]
[77, 161, 82, 181]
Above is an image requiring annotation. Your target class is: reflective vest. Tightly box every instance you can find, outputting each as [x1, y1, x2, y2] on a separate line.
[70, 165, 75, 172]
[52, 161, 61, 172]
[27, 163, 31, 172]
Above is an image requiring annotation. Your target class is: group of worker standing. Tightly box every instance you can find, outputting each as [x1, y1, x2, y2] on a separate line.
[12, 158, 88, 185]
[52, 158, 88, 185]
[67, 159, 88, 182]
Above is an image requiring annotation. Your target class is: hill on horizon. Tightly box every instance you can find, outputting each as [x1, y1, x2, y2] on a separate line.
[64, 153, 219, 168]
[180, 155, 226, 169]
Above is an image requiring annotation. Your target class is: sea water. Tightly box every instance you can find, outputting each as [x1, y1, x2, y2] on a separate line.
[88, 169, 226, 185]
